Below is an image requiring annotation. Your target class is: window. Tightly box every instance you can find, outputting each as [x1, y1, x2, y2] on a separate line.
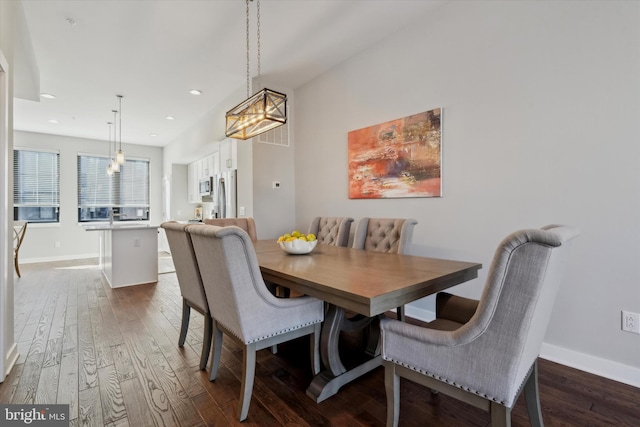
[77, 154, 150, 222]
[13, 148, 60, 223]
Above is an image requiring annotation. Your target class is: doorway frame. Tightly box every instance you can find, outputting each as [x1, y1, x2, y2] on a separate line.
[0, 48, 18, 382]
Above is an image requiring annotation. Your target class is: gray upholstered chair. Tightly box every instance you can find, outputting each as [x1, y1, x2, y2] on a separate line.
[161, 221, 213, 370]
[308, 216, 354, 247]
[204, 217, 288, 299]
[204, 217, 258, 241]
[380, 225, 580, 427]
[352, 217, 418, 320]
[186, 224, 324, 422]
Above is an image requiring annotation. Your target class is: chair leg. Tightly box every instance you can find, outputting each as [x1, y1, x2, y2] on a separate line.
[178, 299, 190, 347]
[385, 362, 400, 427]
[199, 314, 213, 370]
[524, 361, 544, 427]
[238, 343, 257, 422]
[490, 402, 511, 427]
[209, 324, 223, 381]
[310, 323, 321, 375]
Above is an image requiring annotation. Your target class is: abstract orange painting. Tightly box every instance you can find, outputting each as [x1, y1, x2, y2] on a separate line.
[348, 108, 442, 199]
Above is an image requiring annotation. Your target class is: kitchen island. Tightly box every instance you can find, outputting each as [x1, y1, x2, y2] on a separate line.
[85, 224, 160, 288]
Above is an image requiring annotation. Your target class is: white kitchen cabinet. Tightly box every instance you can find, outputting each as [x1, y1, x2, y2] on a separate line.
[187, 151, 221, 204]
[85, 225, 159, 288]
[187, 161, 200, 203]
[201, 153, 217, 178]
[219, 138, 237, 171]
[210, 151, 220, 177]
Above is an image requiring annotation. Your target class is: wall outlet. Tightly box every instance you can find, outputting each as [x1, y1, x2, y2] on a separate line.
[622, 311, 640, 334]
[54, 241, 61, 248]
[239, 206, 246, 216]
[272, 181, 281, 189]
[133, 238, 141, 248]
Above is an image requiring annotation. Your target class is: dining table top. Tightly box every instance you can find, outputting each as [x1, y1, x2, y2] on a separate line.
[253, 239, 482, 317]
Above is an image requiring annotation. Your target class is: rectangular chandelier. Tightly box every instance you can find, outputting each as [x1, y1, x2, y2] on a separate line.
[225, 88, 287, 140]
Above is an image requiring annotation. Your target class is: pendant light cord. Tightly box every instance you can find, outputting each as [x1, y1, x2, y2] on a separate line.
[112, 110, 117, 155]
[118, 95, 123, 151]
[107, 122, 112, 158]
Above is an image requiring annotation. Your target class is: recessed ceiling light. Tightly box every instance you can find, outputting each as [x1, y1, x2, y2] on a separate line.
[165, 116, 175, 120]
[41, 93, 56, 99]
[189, 89, 202, 95]
[48, 119, 59, 124]
[149, 133, 158, 137]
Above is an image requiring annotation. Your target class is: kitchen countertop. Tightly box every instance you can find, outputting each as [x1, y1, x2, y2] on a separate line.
[83, 224, 160, 231]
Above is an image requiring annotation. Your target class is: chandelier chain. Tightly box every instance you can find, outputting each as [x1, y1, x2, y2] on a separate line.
[257, 0, 261, 79]
[246, 0, 250, 98]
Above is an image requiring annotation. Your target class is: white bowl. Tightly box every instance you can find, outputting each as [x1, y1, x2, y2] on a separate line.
[279, 239, 318, 255]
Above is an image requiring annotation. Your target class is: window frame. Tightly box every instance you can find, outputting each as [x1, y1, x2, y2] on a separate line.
[13, 147, 61, 224]
[77, 153, 150, 223]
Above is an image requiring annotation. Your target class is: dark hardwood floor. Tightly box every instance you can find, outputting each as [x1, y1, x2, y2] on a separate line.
[1, 258, 638, 426]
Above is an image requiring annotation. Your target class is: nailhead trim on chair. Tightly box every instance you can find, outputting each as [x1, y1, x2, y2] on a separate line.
[247, 319, 323, 344]
[386, 357, 506, 405]
[218, 319, 323, 345]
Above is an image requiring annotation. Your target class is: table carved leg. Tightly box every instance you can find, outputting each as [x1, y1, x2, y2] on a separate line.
[306, 304, 383, 403]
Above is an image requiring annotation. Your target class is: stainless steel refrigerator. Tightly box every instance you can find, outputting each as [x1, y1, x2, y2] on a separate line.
[214, 170, 237, 218]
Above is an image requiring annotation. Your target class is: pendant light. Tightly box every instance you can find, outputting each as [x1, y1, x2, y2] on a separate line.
[106, 121, 114, 176]
[225, 0, 287, 140]
[111, 109, 120, 173]
[115, 95, 125, 165]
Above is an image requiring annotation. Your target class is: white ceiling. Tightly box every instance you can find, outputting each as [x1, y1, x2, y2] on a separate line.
[14, 0, 442, 147]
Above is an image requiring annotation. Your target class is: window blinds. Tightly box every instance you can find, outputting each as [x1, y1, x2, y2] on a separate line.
[13, 149, 60, 220]
[77, 154, 149, 218]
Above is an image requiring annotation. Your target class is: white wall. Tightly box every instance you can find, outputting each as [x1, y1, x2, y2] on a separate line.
[170, 164, 191, 221]
[293, 0, 640, 382]
[14, 131, 164, 261]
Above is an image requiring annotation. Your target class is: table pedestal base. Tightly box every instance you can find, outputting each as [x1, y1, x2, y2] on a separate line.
[305, 304, 383, 403]
[306, 356, 383, 403]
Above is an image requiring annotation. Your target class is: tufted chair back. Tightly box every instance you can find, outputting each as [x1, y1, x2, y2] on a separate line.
[204, 217, 258, 241]
[308, 216, 354, 247]
[352, 217, 418, 254]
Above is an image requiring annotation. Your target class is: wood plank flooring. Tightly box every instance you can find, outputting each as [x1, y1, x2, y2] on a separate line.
[1, 258, 639, 426]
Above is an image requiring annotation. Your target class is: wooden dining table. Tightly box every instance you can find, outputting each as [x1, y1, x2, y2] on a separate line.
[253, 240, 482, 403]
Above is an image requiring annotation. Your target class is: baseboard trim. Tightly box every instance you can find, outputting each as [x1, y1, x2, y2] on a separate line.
[3, 342, 18, 382]
[402, 307, 640, 389]
[540, 342, 640, 388]
[21, 253, 98, 264]
[403, 305, 436, 322]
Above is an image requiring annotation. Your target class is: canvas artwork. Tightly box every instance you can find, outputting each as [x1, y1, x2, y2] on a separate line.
[348, 108, 442, 199]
